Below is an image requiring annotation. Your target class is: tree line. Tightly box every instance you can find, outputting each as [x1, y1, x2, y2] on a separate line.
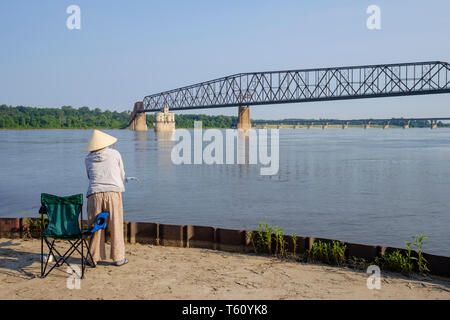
[0, 105, 238, 129]
[1, 104, 447, 129]
[0, 105, 130, 129]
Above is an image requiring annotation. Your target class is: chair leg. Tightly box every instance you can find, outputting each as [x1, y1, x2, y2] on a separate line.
[81, 237, 85, 279]
[44, 238, 65, 267]
[58, 240, 82, 272]
[46, 241, 64, 267]
[68, 238, 94, 266]
[44, 239, 81, 278]
[41, 235, 44, 278]
[41, 238, 56, 278]
[41, 237, 94, 279]
[83, 239, 95, 267]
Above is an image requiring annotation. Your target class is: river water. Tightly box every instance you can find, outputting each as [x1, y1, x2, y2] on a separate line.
[1, 128, 449, 256]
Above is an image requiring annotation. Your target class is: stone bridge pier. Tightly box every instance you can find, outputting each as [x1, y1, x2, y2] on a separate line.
[403, 120, 410, 130]
[237, 106, 251, 131]
[154, 107, 175, 133]
[128, 102, 148, 131]
[431, 120, 438, 130]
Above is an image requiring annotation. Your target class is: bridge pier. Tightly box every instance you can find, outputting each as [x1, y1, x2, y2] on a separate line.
[154, 107, 175, 133]
[431, 120, 438, 130]
[237, 106, 251, 131]
[128, 102, 148, 131]
[403, 120, 410, 130]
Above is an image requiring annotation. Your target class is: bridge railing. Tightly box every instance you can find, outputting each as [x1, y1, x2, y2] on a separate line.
[139, 61, 450, 113]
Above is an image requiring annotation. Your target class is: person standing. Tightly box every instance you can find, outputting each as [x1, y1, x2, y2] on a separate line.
[84, 129, 128, 266]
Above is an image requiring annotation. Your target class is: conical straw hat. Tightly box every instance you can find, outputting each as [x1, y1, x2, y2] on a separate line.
[85, 130, 118, 152]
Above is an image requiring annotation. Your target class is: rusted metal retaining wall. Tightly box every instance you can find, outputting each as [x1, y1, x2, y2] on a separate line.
[1, 217, 449, 278]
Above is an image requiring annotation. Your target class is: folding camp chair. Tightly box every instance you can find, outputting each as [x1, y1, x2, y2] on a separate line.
[40, 193, 108, 279]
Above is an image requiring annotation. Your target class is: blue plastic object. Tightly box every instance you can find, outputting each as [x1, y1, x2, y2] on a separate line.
[83, 212, 109, 235]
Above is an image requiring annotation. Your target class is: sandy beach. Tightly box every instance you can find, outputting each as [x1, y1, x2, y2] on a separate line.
[1, 238, 449, 300]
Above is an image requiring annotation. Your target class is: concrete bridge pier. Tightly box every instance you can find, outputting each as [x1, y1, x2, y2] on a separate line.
[237, 106, 251, 131]
[128, 102, 148, 131]
[403, 120, 410, 130]
[431, 120, 438, 130]
[154, 107, 175, 133]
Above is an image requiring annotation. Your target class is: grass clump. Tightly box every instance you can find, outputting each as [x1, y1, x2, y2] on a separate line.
[408, 234, 430, 273]
[274, 226, 287, 257]
[22, 210, 47, 239]
[376, 249, 413, 275]
[291, 233, 298, 257]
[249, 222, 288, 257]
[249, 220, 431, 278]
[249, 222, 273, 254]
[375, 234, 430, 276]
[308, 240, 347, 265]
[348, 256, 369, 270]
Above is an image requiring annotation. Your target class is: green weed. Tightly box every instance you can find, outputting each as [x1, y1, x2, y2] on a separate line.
[376, 249, 413, 275]
[291, 233, 297, 257]
[308, 240, 346, 265]
[22, 211, 47, 239]
[406, 234, 430, 273]
[375, 233, 430, 276]
[274, 226, 287, 257]
[251, 222, 289, 257]
[348, 256, 368, 270]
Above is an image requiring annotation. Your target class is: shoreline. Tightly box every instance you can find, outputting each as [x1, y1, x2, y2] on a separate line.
[1, 126, 446, 130]
[0, 128, 123, 131]
[1, 238, 449, 300]
[2, 217, 450, 279]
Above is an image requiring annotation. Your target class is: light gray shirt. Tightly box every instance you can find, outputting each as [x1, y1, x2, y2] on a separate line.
[85, 147, 125, 197]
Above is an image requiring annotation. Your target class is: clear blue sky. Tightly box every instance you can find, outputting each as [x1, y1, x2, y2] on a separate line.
[1, 0, 449, 120]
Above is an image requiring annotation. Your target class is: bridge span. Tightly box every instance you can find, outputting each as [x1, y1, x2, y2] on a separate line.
[128, 61, 450, 131]
[253, 117, 450, 130]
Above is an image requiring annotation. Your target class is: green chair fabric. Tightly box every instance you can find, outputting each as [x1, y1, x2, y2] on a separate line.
[41, 193, 83, 239]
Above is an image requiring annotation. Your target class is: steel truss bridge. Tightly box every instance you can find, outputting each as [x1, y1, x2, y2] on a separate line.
[142, 61, 449, 111]
[253, 117, 450, 125]
[129, 61, 450, 126]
